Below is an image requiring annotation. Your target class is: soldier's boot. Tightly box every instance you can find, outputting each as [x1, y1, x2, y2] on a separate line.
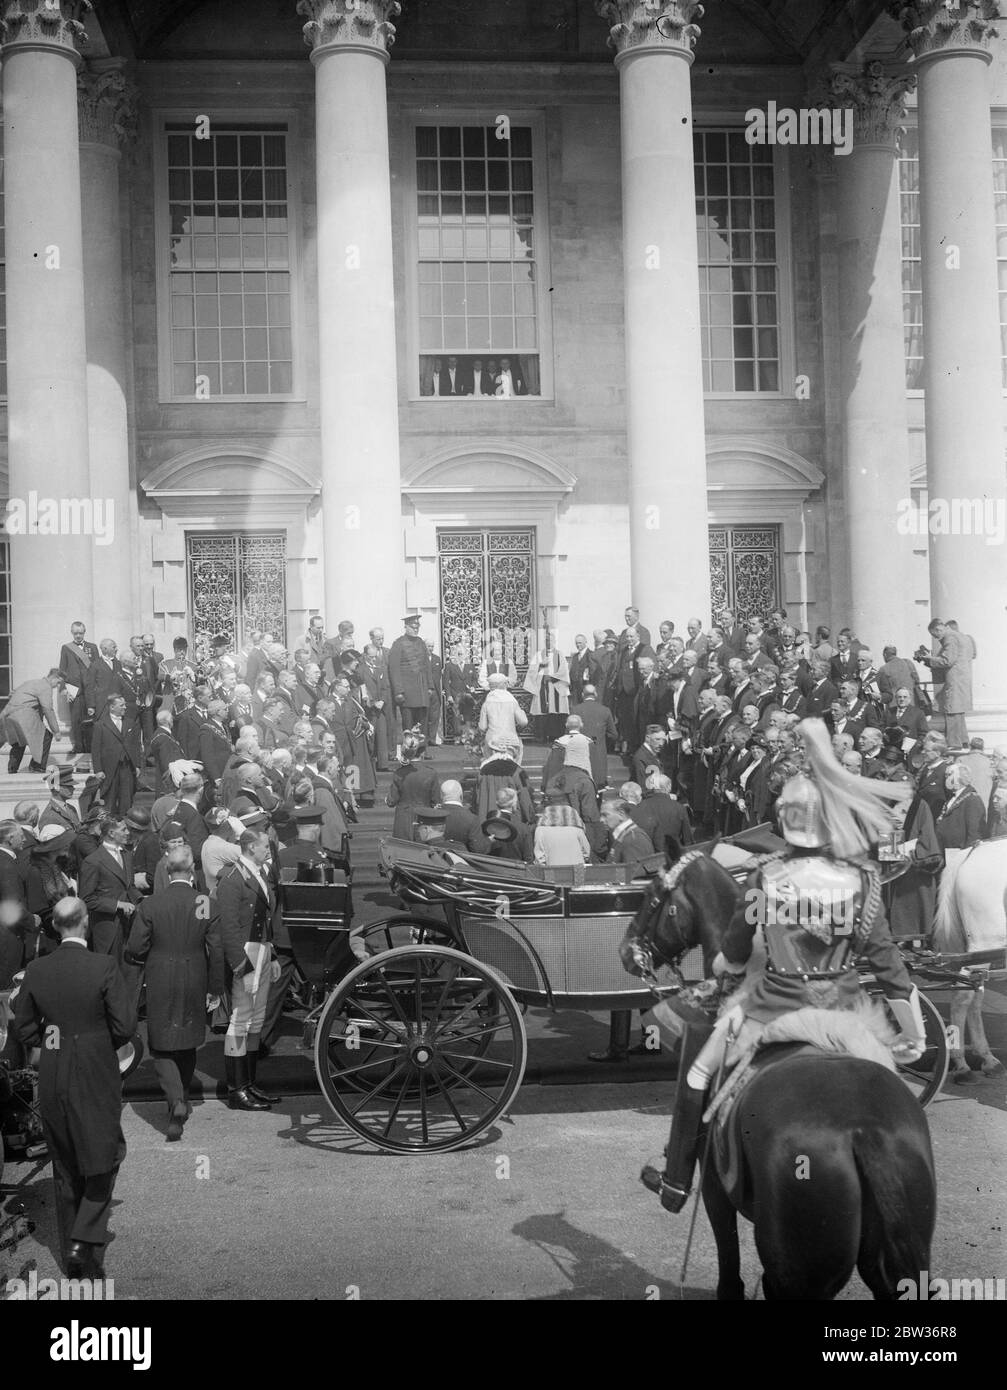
[245, 1046, 277, 1105]
[640, 1084, 707, 1213]
[225, 1054, 270, 1111]
[587, 1009, 631, 1063]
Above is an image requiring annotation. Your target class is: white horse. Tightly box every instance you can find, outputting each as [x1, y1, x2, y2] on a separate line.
[932, 841, 1007, 1080]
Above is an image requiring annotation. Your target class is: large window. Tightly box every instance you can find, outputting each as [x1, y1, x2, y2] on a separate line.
[695, 131, 781, 393]
[164, 122, 293, 399]
[898, 128, 924, 389]
[415, 122, 541, 397]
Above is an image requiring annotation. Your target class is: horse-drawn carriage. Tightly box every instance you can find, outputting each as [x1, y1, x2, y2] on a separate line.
[287, 830, 969, 1154]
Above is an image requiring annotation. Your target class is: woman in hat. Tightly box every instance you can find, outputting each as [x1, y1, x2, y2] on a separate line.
[532, 803, 592, 867]
[386, 733, 441, 840]
[474, 734, 534, 824]
[27, 824, 78, 954]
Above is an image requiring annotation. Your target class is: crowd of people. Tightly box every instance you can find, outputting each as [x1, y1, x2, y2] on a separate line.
[0, 600, 999, 1278]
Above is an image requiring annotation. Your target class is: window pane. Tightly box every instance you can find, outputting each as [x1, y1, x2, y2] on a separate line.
[164, 126, 292, 396]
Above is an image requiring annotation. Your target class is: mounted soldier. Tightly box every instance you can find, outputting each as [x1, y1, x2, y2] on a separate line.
[642, 718, 928, 1214]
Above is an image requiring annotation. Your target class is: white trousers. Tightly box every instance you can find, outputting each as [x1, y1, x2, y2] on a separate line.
[224, 972, 271, 1057]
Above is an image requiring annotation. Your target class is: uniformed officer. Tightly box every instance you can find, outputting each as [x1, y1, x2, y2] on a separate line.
[13, 896, 135, 1277]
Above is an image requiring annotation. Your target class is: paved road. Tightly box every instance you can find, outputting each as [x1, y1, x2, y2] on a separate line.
[4, 1074, 1005, 1301]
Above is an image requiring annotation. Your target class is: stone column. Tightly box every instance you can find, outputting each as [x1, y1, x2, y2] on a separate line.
[78, 59, 138, 642]
[828, 62, 917, 658]
[298, 1, 405, 637]
[893, 1, 1006, 710]
[596, 1, 711, 628]
[1, 0, 94, 683]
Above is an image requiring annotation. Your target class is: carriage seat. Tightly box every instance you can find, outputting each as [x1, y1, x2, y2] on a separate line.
[279, 878, 355, 987]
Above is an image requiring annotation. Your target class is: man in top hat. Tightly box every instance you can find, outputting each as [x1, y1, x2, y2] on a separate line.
[59, 622, 101, 755]
[388, 614, 433, 736]
[125, 805, 161, 892]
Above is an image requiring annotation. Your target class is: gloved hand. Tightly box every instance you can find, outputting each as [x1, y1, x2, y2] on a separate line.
[887, 986, 927, 1064]
[241, 972, 257, 995]
[711, 951, 746, 979]
[269, 958, 282, 983]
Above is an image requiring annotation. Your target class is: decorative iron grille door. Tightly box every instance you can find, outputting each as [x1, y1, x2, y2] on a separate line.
[708, 525, 781, 623]
[437, 530, 536, 671]
[187, 533, 287, 662]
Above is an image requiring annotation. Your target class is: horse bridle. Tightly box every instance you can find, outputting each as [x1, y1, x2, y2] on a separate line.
[628, 849, 708, 993]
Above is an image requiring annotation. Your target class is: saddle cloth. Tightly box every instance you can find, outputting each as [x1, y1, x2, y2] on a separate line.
[705, 1004, 898, 1211]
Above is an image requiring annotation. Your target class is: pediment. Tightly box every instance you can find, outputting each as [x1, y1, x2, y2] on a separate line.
[140, 447, 321, 499]
[403, 444, 576, 496]
[706, 437, 823, 495]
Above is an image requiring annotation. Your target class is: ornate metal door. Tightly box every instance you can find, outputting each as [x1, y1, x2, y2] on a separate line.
[186, 533, 287, 662]
[708, 525, 781, 623]
[437, 530, 536, 670]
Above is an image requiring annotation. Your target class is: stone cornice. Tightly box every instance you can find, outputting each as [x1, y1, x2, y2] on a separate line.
[0, 0, 91, 57]
[827, 60, 916, 147]
[595, 0, 703, 59]
[78, 60, 138, 150]
[889, 1, 1002, 61]
[296, 0, 401, 57]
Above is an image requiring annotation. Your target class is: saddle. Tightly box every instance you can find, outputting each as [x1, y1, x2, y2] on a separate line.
[704, 1004, 898, 1211]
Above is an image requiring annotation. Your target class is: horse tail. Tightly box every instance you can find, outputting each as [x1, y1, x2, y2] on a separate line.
[852, 1125, 933, 1296]
[932, 849, 969, 954]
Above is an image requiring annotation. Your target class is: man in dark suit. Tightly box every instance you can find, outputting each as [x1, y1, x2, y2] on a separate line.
[630, 772, 693, 857]
[78, 816, 143, 967]
[885, 686, 929, 741]
[174, 771, 211, 862]
[115, 654, 152, 744]
[602, 798, 655, 865]
[14, 896, 135, 1277]
[437, 780, 491, 854]
[614, 622, 655, 751]
[805, 662, 839, 718]
[568, 635, 600, 707]
[827, 699, 865, 747]
[425, 640, 444, 747]
[0, 820, 40, 984]
[439, 646, 472, 744]
[829, 633, 859, 685]
[216, 829, 281, 1110]
[59, 622, 100, 755]
[174, 685, 211, 758]
[125, 845, 223, 1140]
[83, 639, 122, 725]
[914, 733, 952, 821]
[631, 725, 670, 788]
[839, 679, 881, 731]
[147, 711, 185, 796]
[90, 695, 142, 817]
[778, 668, 807, 718]
[728, 659, 759, 717]
[569, 685, 618, 789]
[198, 699, 233, 798]
[718, 609, 748, 660]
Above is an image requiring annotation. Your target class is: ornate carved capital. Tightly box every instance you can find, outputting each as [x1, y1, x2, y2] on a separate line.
[595, 0, 703, 58]
[296, 0, 400, 56]
[0, 0, 91, 57]
[78, 60, 137, 149]
[827, 61, 917, 147]
[889, 0, 1002, 61]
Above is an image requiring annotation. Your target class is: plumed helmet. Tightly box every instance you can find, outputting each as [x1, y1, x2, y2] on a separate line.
[775, 771, 829, 848]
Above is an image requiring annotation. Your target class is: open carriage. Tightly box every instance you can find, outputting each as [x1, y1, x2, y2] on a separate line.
[285, 828, 962, 1155]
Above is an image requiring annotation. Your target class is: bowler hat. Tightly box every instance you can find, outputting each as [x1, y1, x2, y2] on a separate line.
[125, 807, 151, 832]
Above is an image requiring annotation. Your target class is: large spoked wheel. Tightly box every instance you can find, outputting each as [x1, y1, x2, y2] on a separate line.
[314, 945, 527, 1153]
[883, 991, 949, 1107]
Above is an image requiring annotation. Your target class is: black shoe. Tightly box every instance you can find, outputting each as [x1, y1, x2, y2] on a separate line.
[246, 1052, 278, 1105]
[66, 1241, 103, 1278]
[640, 1162, 691, 1213]
[225, 1055, 271, 1110]
[166, 1101, 187, 1142]
[587, 1048, 628, 1063]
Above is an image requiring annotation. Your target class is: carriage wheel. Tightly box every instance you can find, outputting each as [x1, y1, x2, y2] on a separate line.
[356, 913, 459, 956]
[884, 991, 949, 1107]
[313, 945, 527, 1153]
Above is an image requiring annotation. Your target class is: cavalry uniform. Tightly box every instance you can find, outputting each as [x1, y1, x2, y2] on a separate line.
[643, 720, 926, 1214]
[216, 855, 279, 1109]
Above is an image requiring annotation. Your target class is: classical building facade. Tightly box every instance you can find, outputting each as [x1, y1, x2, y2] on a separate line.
[0, 1, 1005, 711]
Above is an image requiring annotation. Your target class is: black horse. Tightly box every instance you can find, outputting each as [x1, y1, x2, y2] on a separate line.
[621, 851, 937, 1301]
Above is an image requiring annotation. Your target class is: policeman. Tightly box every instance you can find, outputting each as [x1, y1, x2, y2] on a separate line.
[643, 718, 928, 1213]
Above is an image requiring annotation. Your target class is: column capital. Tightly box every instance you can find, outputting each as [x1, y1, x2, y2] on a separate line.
[826, 60, 917, 148]
[296, 0, 400, 59]
[0, 0, 91, 61]
[595, 1, 703, 61]
[889, 0, 1002, 63]
[77, 59, 138, 150]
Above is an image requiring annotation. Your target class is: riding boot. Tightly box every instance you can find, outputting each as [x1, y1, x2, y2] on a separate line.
[245, 1049, 277, 1106]
[640, 1021, 713, 1213]
[588, 1009, 632, 1063]
[225, 1055, 269, 1111]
